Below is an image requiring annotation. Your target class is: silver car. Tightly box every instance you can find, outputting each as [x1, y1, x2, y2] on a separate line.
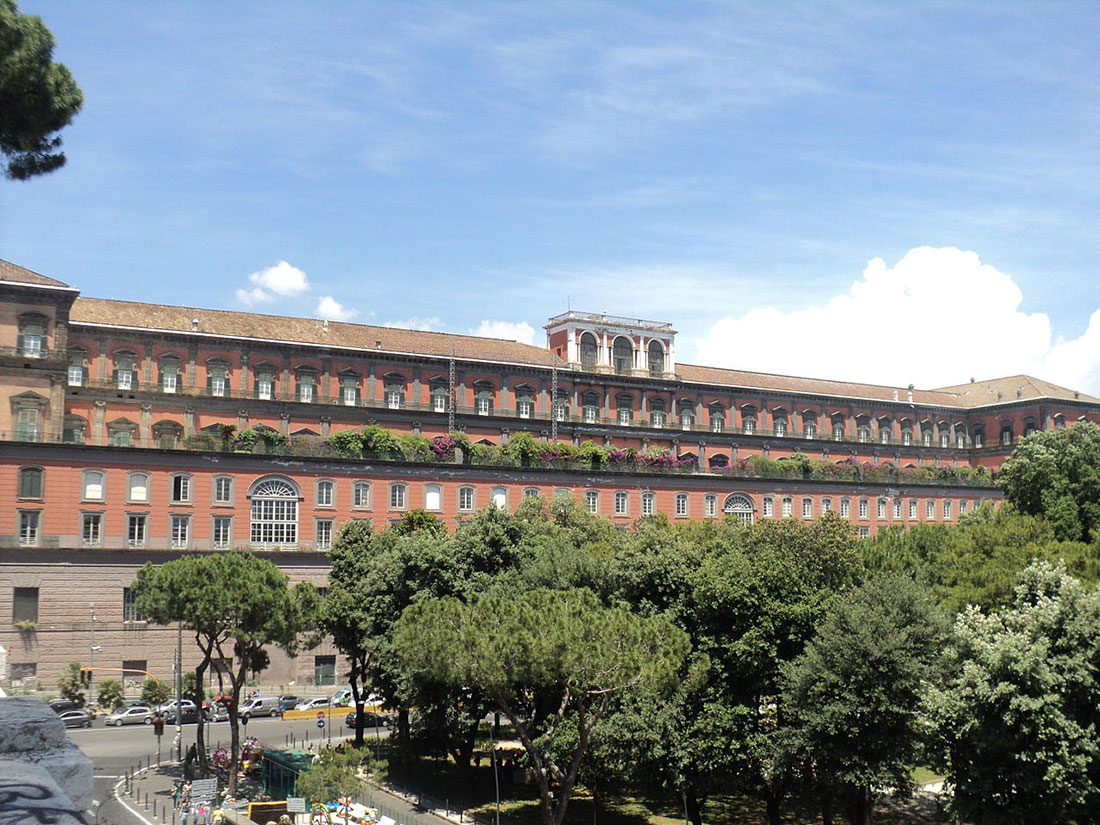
[105, 705, 154, 726]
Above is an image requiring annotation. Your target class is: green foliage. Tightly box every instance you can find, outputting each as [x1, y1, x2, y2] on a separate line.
[294, 754, 363, 804]
[0, 0, 83, 179]
[577, 439, 608, 466]
[362, 424, 399, 455]
[58, 662, 85, 706]
[391, 509, 444, 536]
[781, 576, 949, 823]
[396, 433, 432, 461]
[141, 677, 170, 706]
[183, 671, 203, 705]
[96, 678, 125, 710]
[326, 429, 363, 458]
[926, 563, 1100, 825]
[998, 420, 1100, 541]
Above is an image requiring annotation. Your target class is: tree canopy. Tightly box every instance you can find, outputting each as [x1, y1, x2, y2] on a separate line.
[0, 0, 82, 179]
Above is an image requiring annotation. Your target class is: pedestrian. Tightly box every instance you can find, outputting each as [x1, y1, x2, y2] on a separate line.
[181, 805, 191, 825]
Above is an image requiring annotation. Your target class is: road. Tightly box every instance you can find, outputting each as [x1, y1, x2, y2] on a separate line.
[75, 713, 389, 825]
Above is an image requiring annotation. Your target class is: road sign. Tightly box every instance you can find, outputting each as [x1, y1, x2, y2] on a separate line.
[190, 778, 218, 803]
[316, 718, 325, 729]
[287, 798, 307, 813]
[317, 710, 325, 719]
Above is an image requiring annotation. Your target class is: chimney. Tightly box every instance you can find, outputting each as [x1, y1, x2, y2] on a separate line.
[322, 319, 329, 332]
[892, 390, 898, 401]
[970, 377, 975, 383]
[375, 340, 382, 349]
[191, 318, 200, 331]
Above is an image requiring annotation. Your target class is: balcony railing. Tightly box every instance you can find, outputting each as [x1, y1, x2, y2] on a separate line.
[1, 430, 1000, 489]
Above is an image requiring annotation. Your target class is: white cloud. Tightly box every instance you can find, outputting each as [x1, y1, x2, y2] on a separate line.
[471, 320, 536, 345]
[235, 261, 310, 305]
[314, 295, 357, 321]
[384, 316, 442, 331]
[695, 246, 1100, 395]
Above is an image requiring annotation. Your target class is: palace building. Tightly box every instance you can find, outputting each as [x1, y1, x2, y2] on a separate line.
[2, 258, 1097, 688]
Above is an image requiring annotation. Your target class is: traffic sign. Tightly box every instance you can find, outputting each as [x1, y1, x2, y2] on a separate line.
[316, 719, 325, 729]
[317, 710, 325, 719]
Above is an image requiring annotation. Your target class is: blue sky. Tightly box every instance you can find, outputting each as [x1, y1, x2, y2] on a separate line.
[5, 2, 1099, 391]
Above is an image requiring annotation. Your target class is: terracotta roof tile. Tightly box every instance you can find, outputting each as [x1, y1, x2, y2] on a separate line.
[0, 258, 73, 288]
[932, 375, 1100, 406]
[70, 297, 563, 367]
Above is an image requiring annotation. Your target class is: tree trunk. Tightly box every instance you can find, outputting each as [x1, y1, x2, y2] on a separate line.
[349, 672, 364, 748]
[194, 658, 210, 774]
[821, 795, 835, 825]
[763, 788, 783, 825]
[843, 786, 870, 825]
[684, 787, 704, 825]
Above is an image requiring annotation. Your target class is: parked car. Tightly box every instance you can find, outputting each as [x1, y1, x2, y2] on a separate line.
[204, 703, 230, 722]
[105, 706, 154, 726]
[344, 710, 388, 729]
[57, 709, 94, 728]
[238, 696, 281, 719]
[277, 694, 301, 712]
[160, 701, 199, 724]
[294, 697, 331, 711]
[49, 699, 80, 714]
[330, 688, 353, 707]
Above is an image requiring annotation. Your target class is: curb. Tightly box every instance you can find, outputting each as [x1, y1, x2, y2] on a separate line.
[115, 762, 165, 825]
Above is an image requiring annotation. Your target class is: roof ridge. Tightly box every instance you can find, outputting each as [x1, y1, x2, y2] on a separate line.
[678, 361, 960, 396]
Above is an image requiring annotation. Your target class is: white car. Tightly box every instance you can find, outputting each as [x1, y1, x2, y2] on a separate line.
[294, 697, 332, 711]
[105, 706, 154, 726]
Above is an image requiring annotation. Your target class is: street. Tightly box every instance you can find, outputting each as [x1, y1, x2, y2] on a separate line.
[75, 713, 389, 825]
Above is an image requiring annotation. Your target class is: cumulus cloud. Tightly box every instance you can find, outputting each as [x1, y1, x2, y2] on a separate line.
[384, 316, 442, 331]
[314, 296, 357, 321]
[235, 260, 311, 305]
[471, 320, 536, 345]
[695, 246, 1100, 394]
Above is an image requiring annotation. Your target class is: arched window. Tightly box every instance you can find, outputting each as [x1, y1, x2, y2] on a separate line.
[458, 486, 475, 510]
[425, 484, 442, 511]
[18, 467, 44, 499]
[648, 341, 665, 375]
[523, 487, 541, 500]
[127, 472, 150, 503]
[389, 482, 407, 509]
[585, 490, 599, 513]
[641, 491, 655, 516]
[612, 337, 633, 374]
[516, 385, 535, 419]
[82, 469, 105, 501]
[153, 420, 182, 449]
[491, 487, 508, 509]
[579, 332, 598, 369]
[1023, 419, 1037, 437]
[353, 481, 371, 509]
[249, 477, 299, 547]
[316, 479, 334, 507]
[614, 490, 629, 515]
[675, 493, 689, 516]
[723, 493, 754, 525]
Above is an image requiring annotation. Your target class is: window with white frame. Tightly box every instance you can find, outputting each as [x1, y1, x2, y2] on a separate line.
[680, 408, 694, 431]
[15, 407, 40, 442]
[1000, 424, 1012, 445]
[18, 511, 39, 547]
[171, 474, 192, 504]
[651, 405, 666, 427]
[641, 491, 655, 515]
[384, 377, 404, 410]
[802, 497, 813, 518]
[617, 395, 632, 425]
[297, 373, 315, 403]
[821, 497, 832, 514]
[431, 384, 449, 413]
[114, 352, 136, 390]
[956, 432, 966, 448]
[207, 362, 229, 397]
[893, 500, 902, 519]
[614, 490, 629, 515]
[974, 429, 984, 448]
[908, 500, 918, 520]
[18, 467, 43, 499]
[353, 482, 371, 509]
[458, 486, 474, 511]
[553, 395, 567, 421]
[213, 476, 233, 504]
[82, 513, 102, 547]
[171, 516, 190, 549]
[921, 428, 932, 446]
[940, 431, 949, 448]
[675, 493, 689, 517]
[857, 424, 870, 443]
[316, 480, 334, 507]
[67, 352, 86, 387]
[879, 424, 890, 444]
[926, 500, 935, 520]
[774, 417, 787, 437]
[250, 477, 299, 546]
[959, 500, 968, 515]
[516, 387, 534, 419]
[315, 519, 334, 551]
[833, 420, 844, 440]
[341, 376, 360, 407]
[128, 472, 150, 503]
[82, 470, 105, 501]
[585, 490, 599, 513]
[212, 516, 233, 549]
[723, 493, 754, 525]
[762, 496, 774, 518]
[425, 484, 442, 511]
[858, 498, 869, 519]
[902, 427, 912, 446]
[710, 407, 724, 433]
[804, 418, 817, 438]
[742, 414, 756, 435]
[128, 515, 147, 548]
[781, 497, 793, 518]
[840, 498, 850, 518]
[389, 483, 407, 510]
[943, 500, 952, 519]
[582, 393, 598, 424]
[859, 525, 870, 538]
[704, 494, 717, 517]
[475, 383, 494, 416]
[877, 499, 886, 519]
[523, 487, 540, 500]
[160, 359, 181, 393]
[491, 487, 507, 509]
[18, 317, 47, 357]
[255, 368, 275, 400]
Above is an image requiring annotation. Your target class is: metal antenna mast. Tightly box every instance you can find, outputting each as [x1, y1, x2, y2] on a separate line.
[448, 345, 456, 432]
[551, 362, 559, 441]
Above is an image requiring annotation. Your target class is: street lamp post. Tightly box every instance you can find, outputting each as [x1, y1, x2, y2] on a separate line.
[88, 603, 96, 709]
[176, 618, 183, 764]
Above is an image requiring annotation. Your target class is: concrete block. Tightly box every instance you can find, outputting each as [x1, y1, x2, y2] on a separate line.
[0, 698, 93, 811]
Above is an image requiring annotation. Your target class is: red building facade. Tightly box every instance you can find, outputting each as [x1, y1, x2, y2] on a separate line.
[2, 260, 1096, 688]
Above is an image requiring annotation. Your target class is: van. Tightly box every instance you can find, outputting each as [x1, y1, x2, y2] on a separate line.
[330, 688, 352, 707]
[238, 696, 281, 719]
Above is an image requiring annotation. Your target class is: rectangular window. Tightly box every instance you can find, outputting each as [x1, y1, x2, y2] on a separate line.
[614, 491, 628, 515]
[10, 663, 36, 685]
[478, 397, 492, 416]
[172, 475, 191, 503]
[13, 587, 38, 624]
[458, 487, 474, 511]
[342, 383, 358, 406]
[675, 493, 688, 517]
[840, 499, 850, 518]
[781, 497, 793, 518]
[317, 480, 333, 507]
[959, 500, 968, 515]
[82, 513, 102, 547]
[353, 483, 371, 509]
[877, 499, 887, 519]
[298, 381, 314, 403]
[859, 526, 870, 538]
[491, 487, 507, 509]
[257, 375, 274, 400]
[425, 485, 442, 511]
[212, 516, 232, 549]
[18, 468, 43, 499]
[314, 655, 336, 686]
[926, 500, 936, 520]
[116, 367, 134, 390]
[68, 362, 84, 387]
[433, 393, 448, 413]
[908, 500, 918, 520]
[171, 516, 190, 549]
[821, 497, 832, 514]
[315, 519, 333, 551]
[18, 511, 40, 547]
[389, 484, 406, 509]
[162, 369, 178, 394]
[519, 400, 533, 419]
[214, 477, 233, 504]
[705, 494, 717, 517]
[585, 491, 599, 513]
[762, 497, 774, 518]
[802, 498, 813, 519]
[123, 587, 144, 622]
[618, 408, 631, 425]
[386, 390, 402, 410]
[943, 500, 953, 520]
[128, 474, 149, 503]
[16, 408, 40, 442]
[652, 411, 665, 427]
[858, 499, 869, 519]
[127, 515, 146, 548]
[894, 500, 903, 520]
[583, 404, 597, 424]
[642, 493, 655, 516]
[554, 402, 566, 421]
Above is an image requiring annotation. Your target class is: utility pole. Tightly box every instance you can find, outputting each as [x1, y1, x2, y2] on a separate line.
[176, 618, 183, 763]
[448, 345, 456, 432]
[88, 603, 96, 709]
[551, 364, 559, 441]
